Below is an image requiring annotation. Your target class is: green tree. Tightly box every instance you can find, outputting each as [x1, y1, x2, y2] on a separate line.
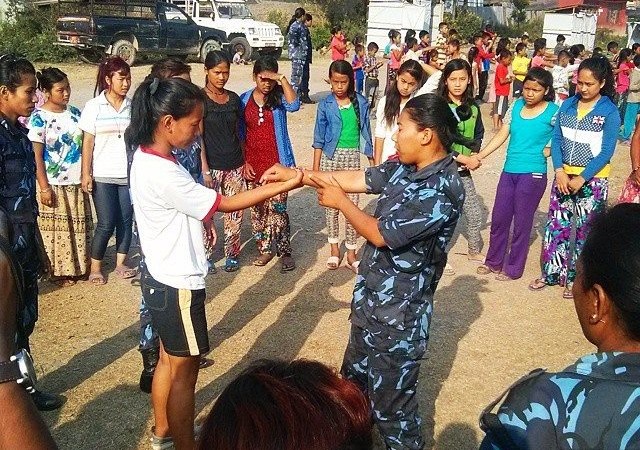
[511, 0, 529, 26]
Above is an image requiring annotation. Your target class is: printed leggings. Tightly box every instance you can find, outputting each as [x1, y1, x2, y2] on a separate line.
[247, 182, 292, 256]
[460, 174, 484, 255]
[210, 167, 244, 259]
[540, 177, 608, 286]
[320, 149, 360, 249]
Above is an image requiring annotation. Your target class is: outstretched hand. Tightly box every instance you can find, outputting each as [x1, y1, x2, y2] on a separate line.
[260, 163, 295, 183]
[309, 174, 348, 210]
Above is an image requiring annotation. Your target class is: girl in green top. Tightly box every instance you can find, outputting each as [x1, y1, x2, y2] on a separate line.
[313, 60, 374, 272]
[436, 58, 485, 274]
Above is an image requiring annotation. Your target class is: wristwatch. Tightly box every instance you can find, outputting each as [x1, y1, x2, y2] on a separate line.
[0, 349, 37, 393]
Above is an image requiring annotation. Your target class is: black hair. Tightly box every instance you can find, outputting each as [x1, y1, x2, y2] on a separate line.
[634, 43, 640, 52]
[570, 44, 581, 59]
[149, 57, 191, 80]
[557, 49, 571, 61]
[36, 67, 67, 92]
[533, 38, 547, 55]
[367, 42, 379, 52]
[523, 67, 555, 102]
[515, 42, 526, 54]
[556, 34, 565, 43]
[607, 41, 619, 52]
[204, 50, 231, 70]
[436, 59, 475, 121]
[125, 77, 205, 151]
[593, 47, 603, 55]
[0, 54, 36, 92]
[388, 29, 400, 41]
[634, 54, 640, 68]
[448, 28, 458, 37]
[473, 34, 483, 43]
[403, 94, 475, 152]
[331, 25, 342, 35]
[618, 48, 633, 67]
[404, 29, 416, 44]
[329, 60, 360, 133]
[577, 44, 585, 52]
[405, 37, 418, 49]
[383, 59, 423, 127]
[498, 49, 512, 60]
[578, 57, 616, 100]
[285, 7, 305, 35]
[252, 55, 284, 110]
[496, 37, 510, 54]
[448, 38, 460, 49]
[354, 44, 364, 54]
[419, 30, 429, 39]
[580, 204, 640, 341]
[467, 46, 479, 63]
[305, 13, 312, 21]
[438, 22, 448, 30]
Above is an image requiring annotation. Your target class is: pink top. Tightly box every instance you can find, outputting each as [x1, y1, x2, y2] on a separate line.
[571, 58, 582, 85]
[389, 44, 402, 70]
[617, 61, 634, 94]
[330, 35, 347, 61]
[531, 55, 545, 68]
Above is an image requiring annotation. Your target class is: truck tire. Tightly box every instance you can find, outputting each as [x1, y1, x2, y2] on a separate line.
[111, 39, 136, 66]
[230, 37, 252, 61]
[200, 39, 222, 62]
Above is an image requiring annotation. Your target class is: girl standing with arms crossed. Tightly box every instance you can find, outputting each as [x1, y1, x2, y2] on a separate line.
[200, 50, 245, 273]
[436, 59, 485, 273]
[263, 93, 469, 450]
[28, 67, 92, 286]
[313, 60, 373, 271]
[475, 68, 559, 281]
[79, 56, 134, 284]
[530, 57, 620, 298]
[128, 77, 301, 450]
[385, 30, 403, 94]
[240, 56, 300, 272]
[374, 59, 424, 165]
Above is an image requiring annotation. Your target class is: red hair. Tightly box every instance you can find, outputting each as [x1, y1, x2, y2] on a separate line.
[197, 359, 372, 450]
[94, 55, 130, 95]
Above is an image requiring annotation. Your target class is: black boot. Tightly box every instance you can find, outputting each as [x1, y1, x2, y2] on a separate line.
[139, 347, 159, 394]
[31, 389, 65, 411]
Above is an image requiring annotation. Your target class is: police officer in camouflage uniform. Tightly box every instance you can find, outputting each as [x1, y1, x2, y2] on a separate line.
[481, 203, 640, 450]
[0, 55, 64, 411]
[263, 93, 471, 449]
[286, 7, 308, 96]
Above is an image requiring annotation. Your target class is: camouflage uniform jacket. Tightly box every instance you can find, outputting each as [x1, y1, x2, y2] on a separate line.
[351, 155, 464, 339]
[0, 118, 37, 225]
[288, 20, 308, 61]
[481, 352, 640, 450]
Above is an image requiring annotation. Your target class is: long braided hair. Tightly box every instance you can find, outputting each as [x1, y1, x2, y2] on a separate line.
[328, 60, 361, 134]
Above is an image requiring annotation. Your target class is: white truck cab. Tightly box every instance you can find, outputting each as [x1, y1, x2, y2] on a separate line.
[170, 0, 283, 60]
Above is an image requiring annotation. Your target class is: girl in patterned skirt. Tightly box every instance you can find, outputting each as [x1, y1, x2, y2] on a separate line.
[313, 60, 373, 272]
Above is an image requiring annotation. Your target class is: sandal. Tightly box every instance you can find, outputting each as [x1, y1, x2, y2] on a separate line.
[199, 357, 214, 369]
[253, 253, 274, 266]
[54, 277, 77, 287]
[528, 278, 548, 291]
[345, 260, 360, 274]
[280, 255, 296, 273]
[114, 265, 137, 279]
[467, 252, 485, 263]
[563, 284, 574, 299]
[224, 258, 239, 272]
[88, 272, 106, 285]
[476, 265, 497, 275]
[208, 261, 217, 274]
[495, 273, 515, 281]
[444, 263, 455, 276]
[326, 255, 340, 270]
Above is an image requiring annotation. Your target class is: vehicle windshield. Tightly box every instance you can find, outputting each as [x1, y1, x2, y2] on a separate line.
[216, 2, 252, 19]
[199, 4, 214, 17]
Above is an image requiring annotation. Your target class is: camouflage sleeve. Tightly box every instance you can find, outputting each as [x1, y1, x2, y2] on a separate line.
[377, 188, 453, 250]
[365, 160, 400, 194]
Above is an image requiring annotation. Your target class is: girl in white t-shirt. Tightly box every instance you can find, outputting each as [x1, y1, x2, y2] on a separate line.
[127, 77, 301, 450]
[374, 59, 424, 164]
[79, 56, 134, 285]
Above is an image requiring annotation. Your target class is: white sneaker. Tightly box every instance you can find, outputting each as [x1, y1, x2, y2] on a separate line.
[151, 434, 174, 450]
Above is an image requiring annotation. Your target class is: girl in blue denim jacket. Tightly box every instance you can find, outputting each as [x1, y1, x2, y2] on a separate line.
[313, 60, 373, 272]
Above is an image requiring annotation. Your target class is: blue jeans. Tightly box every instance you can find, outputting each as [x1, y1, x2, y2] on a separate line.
[91, 181, 133, 260]
[621, 101, 640, 140]
[355, 69, 364, 94]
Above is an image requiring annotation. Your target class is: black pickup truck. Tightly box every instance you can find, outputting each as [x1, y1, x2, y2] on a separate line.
[56, 0, 228, 65]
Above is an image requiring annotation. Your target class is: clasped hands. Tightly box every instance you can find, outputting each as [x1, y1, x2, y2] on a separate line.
[261, 163, 347, 210]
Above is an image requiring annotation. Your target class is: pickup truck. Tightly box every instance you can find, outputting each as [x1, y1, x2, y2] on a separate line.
[55, 0, 228, 65]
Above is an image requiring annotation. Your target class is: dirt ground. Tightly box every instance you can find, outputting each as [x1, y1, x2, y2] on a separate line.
[30, 57, 629, 449]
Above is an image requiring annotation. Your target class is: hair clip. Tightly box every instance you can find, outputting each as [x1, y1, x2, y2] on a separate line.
[149, 77, 159, 95]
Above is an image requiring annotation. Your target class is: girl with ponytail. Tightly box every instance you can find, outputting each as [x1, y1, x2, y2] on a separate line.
[312, 59, 373, 272]
[262, 92, 469, 450]
[436, 58, 486, 274]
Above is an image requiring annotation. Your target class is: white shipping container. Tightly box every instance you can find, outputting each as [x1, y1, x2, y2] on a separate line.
[542, 11, 597, 50]
[366, 0, 431, 53]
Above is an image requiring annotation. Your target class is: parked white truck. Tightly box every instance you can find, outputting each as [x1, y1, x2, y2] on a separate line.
[169, 0, 284, 60]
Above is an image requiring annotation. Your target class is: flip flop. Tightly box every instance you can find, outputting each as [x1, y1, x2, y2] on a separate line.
[528, 278, 548, 291]
[345, 260, 360, 274]
[253, 253, 274, 267]
[54, 277, 77, 287]
[280, 255, 296, 273]
[476, 265, 498, 275]
[467, 252, 485, 263]
[224, 258, 239, 272]
[326, 255, 340, 270]
[114, 265, 137, 279]
[88, 272, 106, 285]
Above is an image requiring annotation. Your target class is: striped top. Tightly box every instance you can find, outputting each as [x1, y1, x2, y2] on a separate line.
[78, 91, 131, 178]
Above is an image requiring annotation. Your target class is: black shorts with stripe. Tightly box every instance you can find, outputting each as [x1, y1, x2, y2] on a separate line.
[141, 268, 209, 357]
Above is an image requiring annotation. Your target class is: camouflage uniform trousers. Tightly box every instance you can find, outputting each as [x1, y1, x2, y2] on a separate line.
[12, 222, 41, 353]
[341, 321, 429, 450]
[247, 182, 292, 256]
[290, 58, 305, 94]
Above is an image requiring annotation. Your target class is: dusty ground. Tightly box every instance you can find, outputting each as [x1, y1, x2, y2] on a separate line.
[30, 57, 629, 449]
